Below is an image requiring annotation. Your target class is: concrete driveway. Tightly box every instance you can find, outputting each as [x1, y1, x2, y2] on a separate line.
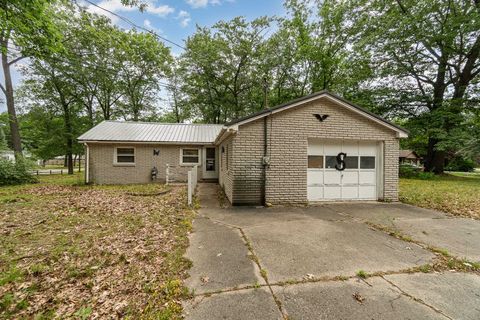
[183, 184, 480, 320]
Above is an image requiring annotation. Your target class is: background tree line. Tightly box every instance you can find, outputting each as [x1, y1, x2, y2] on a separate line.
[1, 0, 479, 174]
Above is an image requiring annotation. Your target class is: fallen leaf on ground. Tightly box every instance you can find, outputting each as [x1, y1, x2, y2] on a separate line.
[353, 292, 365, 303]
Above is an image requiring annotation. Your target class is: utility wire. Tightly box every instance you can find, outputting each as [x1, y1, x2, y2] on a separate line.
[80, 0, 187, 51]
[4, 44, 175, 90]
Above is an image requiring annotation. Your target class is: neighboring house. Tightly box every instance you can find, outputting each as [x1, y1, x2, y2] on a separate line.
[78, 90, 409, 205]
[399, 150, 422, 166]
[0, 150, 15, 162]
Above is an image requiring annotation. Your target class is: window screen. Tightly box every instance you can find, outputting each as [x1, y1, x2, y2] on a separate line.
[182, 149, 199, 164]
[116, 147, 135, 163]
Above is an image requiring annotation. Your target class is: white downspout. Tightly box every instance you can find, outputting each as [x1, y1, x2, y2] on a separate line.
[85, 143, 90, 184]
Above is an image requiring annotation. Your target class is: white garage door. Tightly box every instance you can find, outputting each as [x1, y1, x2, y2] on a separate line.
[307, 140, 380, 201]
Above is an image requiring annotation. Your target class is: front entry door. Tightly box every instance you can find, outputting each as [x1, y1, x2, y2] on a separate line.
[203, 147, 218, 179]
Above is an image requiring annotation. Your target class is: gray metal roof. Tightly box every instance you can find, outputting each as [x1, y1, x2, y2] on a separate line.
[78, 121, 224, 144]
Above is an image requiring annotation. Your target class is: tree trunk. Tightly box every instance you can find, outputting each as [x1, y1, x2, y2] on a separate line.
[64, 108, 74, 175]
[424, 53, 448, 174]
[424, 137, 445, 173]
[1, 38, 23, 159]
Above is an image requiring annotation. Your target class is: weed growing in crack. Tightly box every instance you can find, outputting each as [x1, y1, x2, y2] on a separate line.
[356, 270, 368, 279]
[260, 269, 268, 280]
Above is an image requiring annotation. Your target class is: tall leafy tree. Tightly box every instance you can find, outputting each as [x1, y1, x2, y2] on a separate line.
[117, 31, 172, 121]
[358, 0, 480, 173]
[0, 0, 61, 158]
[180, 16, 272, 123]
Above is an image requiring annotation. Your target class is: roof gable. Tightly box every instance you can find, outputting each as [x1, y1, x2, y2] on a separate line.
[225, 91, 408, 138]
[400, 150, 422, 159]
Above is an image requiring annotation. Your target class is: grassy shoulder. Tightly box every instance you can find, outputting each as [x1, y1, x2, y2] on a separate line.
[0, 173, 194, 319]
[400, 171, 480, 219]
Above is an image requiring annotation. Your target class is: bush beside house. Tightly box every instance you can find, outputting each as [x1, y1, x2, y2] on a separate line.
[0, 158, 37, 185]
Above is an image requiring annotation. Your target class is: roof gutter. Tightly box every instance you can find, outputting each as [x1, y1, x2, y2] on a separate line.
[77, 140, 216, 146]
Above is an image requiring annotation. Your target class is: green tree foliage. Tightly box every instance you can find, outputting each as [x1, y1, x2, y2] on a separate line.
[116, 31, 173, 121]
[2, 0, 479, 176]
[177, 1, 373, 123]
[0, 0, 62, 158]
[16, 4, 173, 173]
[357, 0, 480, 173]
[179, 16, 272, 123]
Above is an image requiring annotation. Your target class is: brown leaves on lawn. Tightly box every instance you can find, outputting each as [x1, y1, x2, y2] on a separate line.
[0, 183, 194, 319]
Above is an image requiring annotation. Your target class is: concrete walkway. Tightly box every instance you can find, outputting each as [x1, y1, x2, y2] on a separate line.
[183, 183, 480, 320]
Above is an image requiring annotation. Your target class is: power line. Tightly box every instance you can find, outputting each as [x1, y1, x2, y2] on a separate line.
[4, 44, 175, 90]
[80, 0, 187, 51]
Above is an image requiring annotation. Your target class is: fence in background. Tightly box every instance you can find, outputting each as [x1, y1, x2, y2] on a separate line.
[31, 168, 83, 175]
[187, 165, 198, 206]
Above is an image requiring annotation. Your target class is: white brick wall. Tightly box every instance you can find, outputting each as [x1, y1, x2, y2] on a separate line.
[88, 144, 204, 184]
[219, 97, 400, 204]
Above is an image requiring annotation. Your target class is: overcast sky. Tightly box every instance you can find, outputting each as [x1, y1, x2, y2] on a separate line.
[0, 0, 285, 112]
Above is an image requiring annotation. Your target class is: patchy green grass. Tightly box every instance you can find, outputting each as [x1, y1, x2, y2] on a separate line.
[400, 172, 480, 219]
[0, 173, 194, 319]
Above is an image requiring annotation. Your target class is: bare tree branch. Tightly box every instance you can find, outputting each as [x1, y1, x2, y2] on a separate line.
[7, 56, 25, 66]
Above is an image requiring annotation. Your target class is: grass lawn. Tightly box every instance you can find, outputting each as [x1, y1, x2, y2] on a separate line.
[0, 173, 194, 319]
[400, 171, 480, 219]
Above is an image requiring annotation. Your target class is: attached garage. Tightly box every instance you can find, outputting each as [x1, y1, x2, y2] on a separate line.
[217, 90, 409, 205]
[307, 140, 382, 201]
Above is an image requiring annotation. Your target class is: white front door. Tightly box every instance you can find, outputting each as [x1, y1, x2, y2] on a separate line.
[203, 147, 218, 179]
[307, 140, 380, 201]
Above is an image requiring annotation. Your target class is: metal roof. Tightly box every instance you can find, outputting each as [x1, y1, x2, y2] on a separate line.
[78, 121, 224, 144]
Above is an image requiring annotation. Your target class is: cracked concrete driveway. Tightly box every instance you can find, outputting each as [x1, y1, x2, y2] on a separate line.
[183, 184, 480, 320]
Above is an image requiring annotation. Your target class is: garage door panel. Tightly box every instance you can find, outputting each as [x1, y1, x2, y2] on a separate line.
[307, 143, 323, 155]
[358, 142, 377, 155]
[324, 171, 341, 184]
[342, 171, 358, 184]
[307, 186, 323, 201]
[342, 142, 359, 155]
[359, 186, 376, 199]
[359, 171, 376, 185]
[324, 143, 341, 155]
[307, 170, 323, 186]
[342, 186, 358, 199]
[324, 186, 341, 199]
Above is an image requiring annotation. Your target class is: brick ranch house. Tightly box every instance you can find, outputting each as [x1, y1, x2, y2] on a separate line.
[78, 91, 408, 205]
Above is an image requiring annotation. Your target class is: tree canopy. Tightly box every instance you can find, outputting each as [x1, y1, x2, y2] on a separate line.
[1, 0, 479, 173]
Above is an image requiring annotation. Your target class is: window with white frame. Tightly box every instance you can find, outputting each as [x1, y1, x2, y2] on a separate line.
[181, 148, 200, 165]
[114, 147, 135, 164]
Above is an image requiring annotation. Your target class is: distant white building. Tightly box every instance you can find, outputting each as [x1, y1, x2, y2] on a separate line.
[0, 150, 15, 162]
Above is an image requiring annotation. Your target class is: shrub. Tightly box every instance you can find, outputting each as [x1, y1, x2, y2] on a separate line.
[0, 158, 37, 185]
[399, 164, 422, 178]
[416, 171, 436, 180]
[399, 164, 436, 180]
[445, 157, 475, 172]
